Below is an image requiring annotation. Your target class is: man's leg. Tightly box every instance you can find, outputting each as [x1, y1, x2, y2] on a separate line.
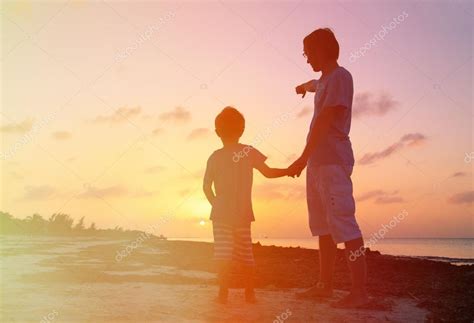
[345, 237, 368, 296]
[296, 234, 336, 298]
[318, 234, 337, 290]
[332, 237, 368, 307]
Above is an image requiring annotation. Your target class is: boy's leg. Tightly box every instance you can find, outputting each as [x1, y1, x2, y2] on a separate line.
[242, 264, 257, 303]
[213, 221, 234, 303]
[233, 223, 257, 303]
[216, 260, 231, 303]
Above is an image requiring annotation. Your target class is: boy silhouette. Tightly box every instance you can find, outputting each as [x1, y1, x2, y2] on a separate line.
[203, 107, 289, 304]
[288, 28, 369, 308]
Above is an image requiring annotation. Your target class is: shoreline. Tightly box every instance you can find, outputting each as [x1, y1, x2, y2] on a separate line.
[1, 236, 473, 322]
[167, 237, 474, 265]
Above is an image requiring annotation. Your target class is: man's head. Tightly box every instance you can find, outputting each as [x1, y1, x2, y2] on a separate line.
[303, 28, 339, 72]
[215, 106, 245, 143]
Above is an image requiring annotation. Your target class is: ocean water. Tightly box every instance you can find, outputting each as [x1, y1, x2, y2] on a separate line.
[169, 237, 474, 265]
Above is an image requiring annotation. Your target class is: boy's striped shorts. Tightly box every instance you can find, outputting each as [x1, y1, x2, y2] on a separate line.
[212, 221, 254, 266]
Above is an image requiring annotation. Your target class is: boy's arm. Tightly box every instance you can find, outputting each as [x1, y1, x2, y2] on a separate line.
[255, 162, 289, 178]
[203, 157, 216, 206]
[295, 80, 316, 97]
[203, 182, 216, 206]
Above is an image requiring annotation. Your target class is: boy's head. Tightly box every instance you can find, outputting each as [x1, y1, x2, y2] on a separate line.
[215, 106, 245, 143]
[303, 28, 339, 72]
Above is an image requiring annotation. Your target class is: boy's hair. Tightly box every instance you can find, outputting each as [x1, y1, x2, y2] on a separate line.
[304, 28, 339, 60]
[215, 106, 245, 139]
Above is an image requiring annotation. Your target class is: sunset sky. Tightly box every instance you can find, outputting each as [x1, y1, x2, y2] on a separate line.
[1, 0, 472, 239]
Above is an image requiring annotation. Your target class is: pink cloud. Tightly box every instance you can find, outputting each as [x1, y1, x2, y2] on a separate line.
[159, 106, 191, 123]
[297, 106, 312, 118]
[353, 92, 398, 119]
[358, 133, 427, 165]
[52, 131, 72, 140]
[356, 190, 404, 204]
[448, 191, 474, 204]
[1, 119, 34, 134]
[187, 128, 210, 140]
[92, 106, 141, 124]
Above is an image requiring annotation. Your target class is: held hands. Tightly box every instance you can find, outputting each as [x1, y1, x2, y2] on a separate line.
[286, 156, 307, 178]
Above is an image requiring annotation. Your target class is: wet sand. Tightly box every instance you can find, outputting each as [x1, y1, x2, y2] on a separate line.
[0, 236, 471, 322]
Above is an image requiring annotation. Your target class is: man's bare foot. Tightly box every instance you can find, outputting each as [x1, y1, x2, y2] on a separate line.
[215, 288, 228, 304]
[295, 282, 333, 299]
[245, 289, 257, 304]
[331, 291, 369, 308]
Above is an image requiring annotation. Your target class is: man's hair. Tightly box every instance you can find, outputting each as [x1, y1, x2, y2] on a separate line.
[215, 106, 245, 138]
[303, 28, 339, 60]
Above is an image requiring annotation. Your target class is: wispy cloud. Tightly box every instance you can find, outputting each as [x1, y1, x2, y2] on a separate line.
[400, 133, 426, 147]
[187, 128, 210, 140]
[78, 185, 154, 199]
[297, 106, 312, 118]
[52, 131, 72, 140]
[78, 185, 128, 199]
[1, 119, 34, 134]
[145, 166, 164, 174]
[356, 189, 404, 204]
[152, 127, 164, 136]
[179, 168, 205, 180]
[356, 189, 385, 202]
[448, 191, 474, 204]
[23, 185, 57, 200]
[9, 171, 23, 180]
[159, 106, 191, 123]
[451, 171, 467, 177]
[375, 195, 404, 204]
[358, 133, 427, 165]
[353, 92, 398, 119]
[91, 106, 141, 124]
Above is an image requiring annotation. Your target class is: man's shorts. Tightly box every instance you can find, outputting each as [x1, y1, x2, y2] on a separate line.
[212, 221, 254, 266]
[306, 164, 362, 244]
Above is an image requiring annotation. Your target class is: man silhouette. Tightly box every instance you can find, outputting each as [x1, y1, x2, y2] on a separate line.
[288, 28, 368, 308]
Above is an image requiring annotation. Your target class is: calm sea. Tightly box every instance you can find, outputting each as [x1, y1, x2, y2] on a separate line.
[169, 237, 474, 265]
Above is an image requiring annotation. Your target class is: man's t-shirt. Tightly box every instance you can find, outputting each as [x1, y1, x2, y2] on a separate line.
[204, 144, 267, 225]
[307, 66, 355, 166]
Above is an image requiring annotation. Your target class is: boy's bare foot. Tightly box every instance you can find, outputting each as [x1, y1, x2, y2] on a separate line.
[295, 282, 333, 299]
[245, 289, 257, 304]
[215, 288, 228, 304]
[331, 291, 369, 308]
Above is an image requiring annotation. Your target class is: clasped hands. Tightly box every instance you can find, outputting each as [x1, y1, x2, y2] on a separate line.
[286, 155, 307, 178]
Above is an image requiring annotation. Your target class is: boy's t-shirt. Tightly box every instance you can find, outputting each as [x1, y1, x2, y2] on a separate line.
[307, 66, 355, 166]
[204, 144, 267, 225]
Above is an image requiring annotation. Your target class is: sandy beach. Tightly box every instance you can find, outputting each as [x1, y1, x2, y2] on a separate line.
[0, 235, 472, 322]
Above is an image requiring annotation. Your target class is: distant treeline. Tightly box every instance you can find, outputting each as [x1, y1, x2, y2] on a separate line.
[0, 212, 166, 239]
